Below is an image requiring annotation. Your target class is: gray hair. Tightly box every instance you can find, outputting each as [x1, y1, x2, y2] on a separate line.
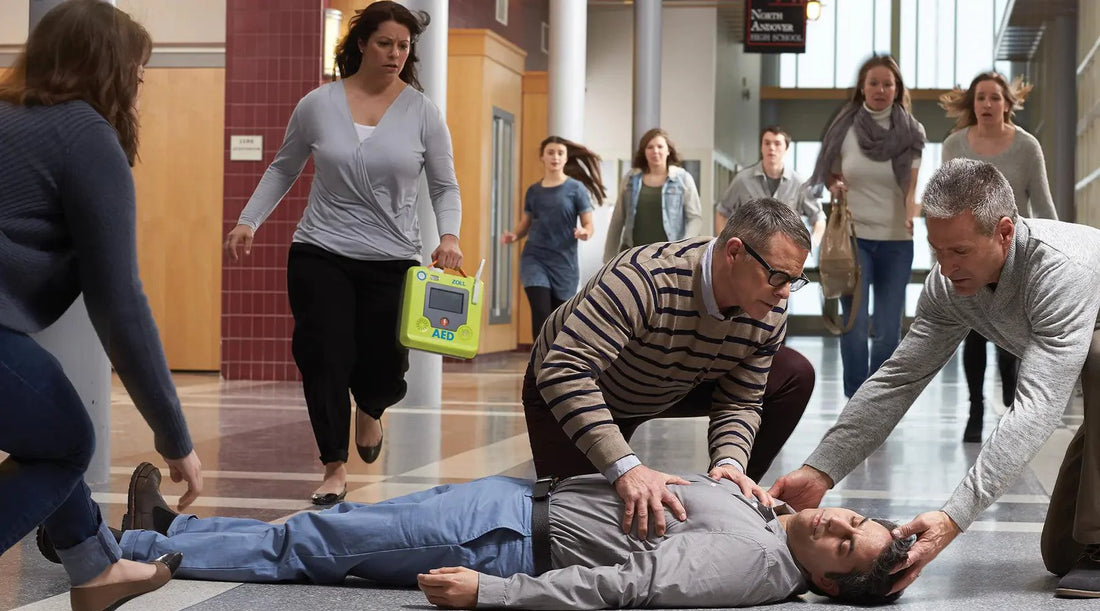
[717, 197, 811, 253]
[922, 158, 1017, 235]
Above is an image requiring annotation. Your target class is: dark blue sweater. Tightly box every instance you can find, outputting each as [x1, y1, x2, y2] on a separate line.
[0, 100, 191, 459]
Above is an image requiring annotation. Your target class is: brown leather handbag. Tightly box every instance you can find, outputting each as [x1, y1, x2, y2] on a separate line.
[818, 191, 862, 334]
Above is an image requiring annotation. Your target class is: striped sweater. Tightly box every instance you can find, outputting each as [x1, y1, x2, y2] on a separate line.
[532, 238, 788, 472]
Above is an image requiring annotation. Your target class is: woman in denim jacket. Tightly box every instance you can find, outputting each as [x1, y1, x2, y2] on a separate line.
[604, 128, 703, 262]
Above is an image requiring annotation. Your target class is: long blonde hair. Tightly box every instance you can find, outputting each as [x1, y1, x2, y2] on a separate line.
[939, 71, 1033, 133]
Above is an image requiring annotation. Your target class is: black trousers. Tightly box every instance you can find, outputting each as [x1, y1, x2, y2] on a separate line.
[524, 344, 815, 482]
[962, 330, 1019, 406]
[524, 286, 565, 343]
[286, 243, 417, 465]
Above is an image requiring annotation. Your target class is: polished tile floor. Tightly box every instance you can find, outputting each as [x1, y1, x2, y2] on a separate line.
[1, 337, 1088, 610]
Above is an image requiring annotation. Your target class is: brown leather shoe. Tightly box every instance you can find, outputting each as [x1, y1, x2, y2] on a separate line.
[123, 462, 177, 534]
[69, 552, 182, 611]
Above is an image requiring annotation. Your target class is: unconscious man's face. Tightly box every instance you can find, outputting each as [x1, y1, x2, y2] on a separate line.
[785, 507, 910, 603]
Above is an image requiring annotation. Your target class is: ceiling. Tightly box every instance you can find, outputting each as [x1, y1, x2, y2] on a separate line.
[587, 0, 748, 41]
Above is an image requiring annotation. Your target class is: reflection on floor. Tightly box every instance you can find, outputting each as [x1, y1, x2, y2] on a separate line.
[1, 337, 1086, 610]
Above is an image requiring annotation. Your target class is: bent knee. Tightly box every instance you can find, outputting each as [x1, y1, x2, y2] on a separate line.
[1041, 526, 1084, 576]
[772, 347, 816, 391]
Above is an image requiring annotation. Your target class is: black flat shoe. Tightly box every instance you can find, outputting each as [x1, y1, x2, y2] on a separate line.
[355, 414, 384, 464]
[356, 429, 383, 464]
[311, 487, 347, 506]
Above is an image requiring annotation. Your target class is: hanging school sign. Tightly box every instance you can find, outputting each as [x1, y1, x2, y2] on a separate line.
[744, 0, 807, 54]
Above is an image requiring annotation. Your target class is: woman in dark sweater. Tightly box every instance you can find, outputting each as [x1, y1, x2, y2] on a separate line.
[0, 2, 202, 609]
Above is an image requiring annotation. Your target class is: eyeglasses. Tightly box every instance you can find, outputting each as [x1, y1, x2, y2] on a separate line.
[742, 242, 810, 292]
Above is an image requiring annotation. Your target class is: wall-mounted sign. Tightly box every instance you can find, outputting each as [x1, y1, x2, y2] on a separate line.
[229, 135, 263, 161]
[744, 0, 807, 54]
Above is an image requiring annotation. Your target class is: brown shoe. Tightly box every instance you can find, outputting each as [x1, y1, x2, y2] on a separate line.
[123, 462, 177, 534]
[69, 552, 182, 611]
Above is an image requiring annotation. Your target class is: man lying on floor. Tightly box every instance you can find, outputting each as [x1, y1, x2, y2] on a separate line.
[41, 463, 911, 609]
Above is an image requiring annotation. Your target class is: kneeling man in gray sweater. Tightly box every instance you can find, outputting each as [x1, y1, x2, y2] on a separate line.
[772, 158, 1100, 599]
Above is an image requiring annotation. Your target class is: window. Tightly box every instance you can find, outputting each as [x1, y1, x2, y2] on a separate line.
[495, 0, 508, 26]
[778, 0, 1013, 89]
[900, 0, 1014, 89]
[322, 9, 342, 80]
[489, 108, 515, 324]
[779, 0, 892, 88]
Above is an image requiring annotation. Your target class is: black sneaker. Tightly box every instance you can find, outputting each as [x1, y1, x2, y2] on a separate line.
[1055, 544, 1100, 598]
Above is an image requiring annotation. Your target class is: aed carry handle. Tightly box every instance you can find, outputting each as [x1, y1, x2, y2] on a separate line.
[430, 259, 486, 305]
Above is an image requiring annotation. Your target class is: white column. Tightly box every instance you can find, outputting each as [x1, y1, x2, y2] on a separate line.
[633, 0, 662, 146]
[548, 0, 586, 140]
[28, 0, 113, 486]
[1050, 14, 1077, 222]
[401, 0, 447, 408]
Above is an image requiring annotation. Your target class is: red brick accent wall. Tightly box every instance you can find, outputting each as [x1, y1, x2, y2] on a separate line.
[221, 0, 325, 380]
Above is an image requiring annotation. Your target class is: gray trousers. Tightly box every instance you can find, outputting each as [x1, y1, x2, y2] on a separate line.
[1041, 326, 1100, 575]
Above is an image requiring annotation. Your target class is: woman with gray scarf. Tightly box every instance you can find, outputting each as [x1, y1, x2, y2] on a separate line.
[809, 55, 926, 398]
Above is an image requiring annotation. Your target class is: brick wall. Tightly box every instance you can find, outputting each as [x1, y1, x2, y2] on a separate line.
[221, 0, 325, 380]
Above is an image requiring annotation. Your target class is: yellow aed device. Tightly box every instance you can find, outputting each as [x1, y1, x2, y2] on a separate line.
[399, 260, 485, 359]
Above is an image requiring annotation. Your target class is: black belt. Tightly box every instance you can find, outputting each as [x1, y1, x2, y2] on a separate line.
[531, 476, 557, 575]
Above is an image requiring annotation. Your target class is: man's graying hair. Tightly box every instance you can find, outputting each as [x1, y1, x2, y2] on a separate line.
[717, 198, 811, 252]
[922, 158, 1017, 235]
[807, 518, 914, 605]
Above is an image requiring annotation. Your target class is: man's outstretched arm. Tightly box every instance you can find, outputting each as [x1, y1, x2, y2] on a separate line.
[420, 533, 800, 610]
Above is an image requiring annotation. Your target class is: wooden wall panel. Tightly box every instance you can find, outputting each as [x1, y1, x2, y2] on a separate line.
[447, 29, 525, 355]
[446, 52, 487, 286]
[480, 52, 523, 354]
[133, 67, 224, 370]
[517, 71, 547, 346]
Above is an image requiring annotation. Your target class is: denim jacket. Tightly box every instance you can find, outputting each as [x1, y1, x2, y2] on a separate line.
[603, 165, 703, 263]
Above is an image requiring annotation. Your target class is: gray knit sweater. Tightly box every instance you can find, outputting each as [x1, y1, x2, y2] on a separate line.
[942, 126, 1057, 220]
[805, 218, 1100, 529]
[238, 81, 461, 261]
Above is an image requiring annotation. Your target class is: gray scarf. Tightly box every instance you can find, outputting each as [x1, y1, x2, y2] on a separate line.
[809, 103, 925, 198]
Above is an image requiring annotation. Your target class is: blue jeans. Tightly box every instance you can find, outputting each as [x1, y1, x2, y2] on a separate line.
[0, 326, 121, 585]
[840, 239, 914, 397]
[120, 476, 536, 584]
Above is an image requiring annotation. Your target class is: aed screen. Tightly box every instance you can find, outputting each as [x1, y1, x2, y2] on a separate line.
[428, 286, 465, 314]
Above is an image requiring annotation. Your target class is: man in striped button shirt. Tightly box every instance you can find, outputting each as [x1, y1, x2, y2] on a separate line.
[523, 197, 812, 539]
